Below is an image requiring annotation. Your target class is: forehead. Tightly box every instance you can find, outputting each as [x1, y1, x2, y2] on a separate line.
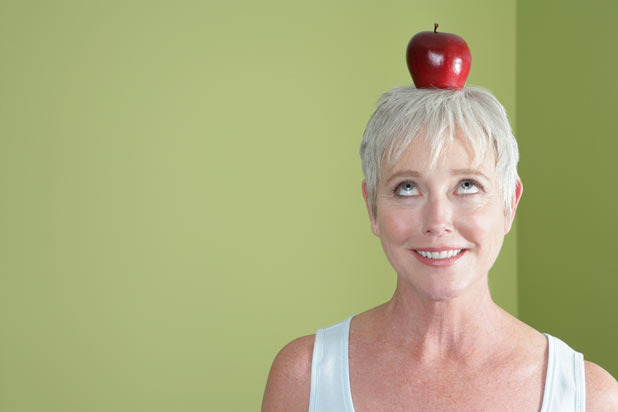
[386, 135, 496, 177]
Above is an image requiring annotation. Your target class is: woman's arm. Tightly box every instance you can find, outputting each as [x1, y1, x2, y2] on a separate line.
[585, 360, 618, 411]
[261, 335, 315, 412]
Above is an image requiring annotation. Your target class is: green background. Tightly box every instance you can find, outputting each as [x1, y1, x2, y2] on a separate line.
[517, 0, 618, 379]
[0, 1, 613, 411]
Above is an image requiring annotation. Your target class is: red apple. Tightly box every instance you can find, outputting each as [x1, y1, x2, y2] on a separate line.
[406, 23, 471, 89]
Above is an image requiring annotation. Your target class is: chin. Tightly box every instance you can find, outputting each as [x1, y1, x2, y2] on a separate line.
[403, 271, 479, 302]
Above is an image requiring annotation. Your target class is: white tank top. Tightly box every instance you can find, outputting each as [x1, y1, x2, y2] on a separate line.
[308, 316, 586, 412]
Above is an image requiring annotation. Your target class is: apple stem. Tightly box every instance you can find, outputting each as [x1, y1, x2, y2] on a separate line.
[434, 22, 439, 33]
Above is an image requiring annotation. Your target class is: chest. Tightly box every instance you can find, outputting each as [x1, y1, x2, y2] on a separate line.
[348, 348, 546, 412]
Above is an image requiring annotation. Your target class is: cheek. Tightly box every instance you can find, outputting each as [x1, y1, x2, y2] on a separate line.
[378, 207, 418, 244]
[456, 209, 505, 251]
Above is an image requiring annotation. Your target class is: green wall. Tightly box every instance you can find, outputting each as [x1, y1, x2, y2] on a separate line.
[517, 1, 618, 377]
[0, 1, 517, 411]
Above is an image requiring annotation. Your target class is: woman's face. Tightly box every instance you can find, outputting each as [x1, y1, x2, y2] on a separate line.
[364, 136, 520, 301]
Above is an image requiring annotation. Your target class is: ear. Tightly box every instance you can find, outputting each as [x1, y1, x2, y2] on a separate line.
[362, 180, 380, 237]
[504, 179, 523, 234]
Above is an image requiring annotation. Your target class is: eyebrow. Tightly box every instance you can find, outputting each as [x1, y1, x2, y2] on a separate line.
[386, 168, 489, 183]
[450, 168, 490, 180]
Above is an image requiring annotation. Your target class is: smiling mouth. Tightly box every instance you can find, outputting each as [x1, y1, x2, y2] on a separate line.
[414, 249, 464, 259]
[411, 248, 467, 267]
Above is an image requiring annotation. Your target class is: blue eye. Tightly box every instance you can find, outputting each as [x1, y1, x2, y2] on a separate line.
[456, 180, 480, 194]
[395, 181, 419, 197]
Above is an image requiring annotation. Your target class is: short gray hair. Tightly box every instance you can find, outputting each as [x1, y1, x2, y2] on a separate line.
[360, 85, 519, 218]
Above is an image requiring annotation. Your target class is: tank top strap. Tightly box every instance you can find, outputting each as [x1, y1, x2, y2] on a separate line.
[308, 315, 356, 412]
[540, 334, 586, 412]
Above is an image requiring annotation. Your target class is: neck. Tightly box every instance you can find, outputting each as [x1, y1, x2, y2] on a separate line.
[380, 275, 511, 364]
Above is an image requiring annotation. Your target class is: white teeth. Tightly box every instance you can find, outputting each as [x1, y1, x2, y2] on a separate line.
[416, 249, 462, 259]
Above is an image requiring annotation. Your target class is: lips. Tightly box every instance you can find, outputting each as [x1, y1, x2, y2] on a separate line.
[416, 249, 462, 259]
[411, 248, 467, 267]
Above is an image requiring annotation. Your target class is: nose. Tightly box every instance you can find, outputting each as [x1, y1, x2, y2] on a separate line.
[421, 195, 453, 236]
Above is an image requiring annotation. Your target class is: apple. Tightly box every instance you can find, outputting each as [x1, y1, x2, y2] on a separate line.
[406, 23, 471, 89]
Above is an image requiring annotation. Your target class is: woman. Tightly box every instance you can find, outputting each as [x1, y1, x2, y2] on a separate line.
[262, 86, 618, 411]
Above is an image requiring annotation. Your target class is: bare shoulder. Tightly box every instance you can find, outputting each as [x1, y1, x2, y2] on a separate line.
[585, 360, 618, 411]
[261, 334, 315, 412]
